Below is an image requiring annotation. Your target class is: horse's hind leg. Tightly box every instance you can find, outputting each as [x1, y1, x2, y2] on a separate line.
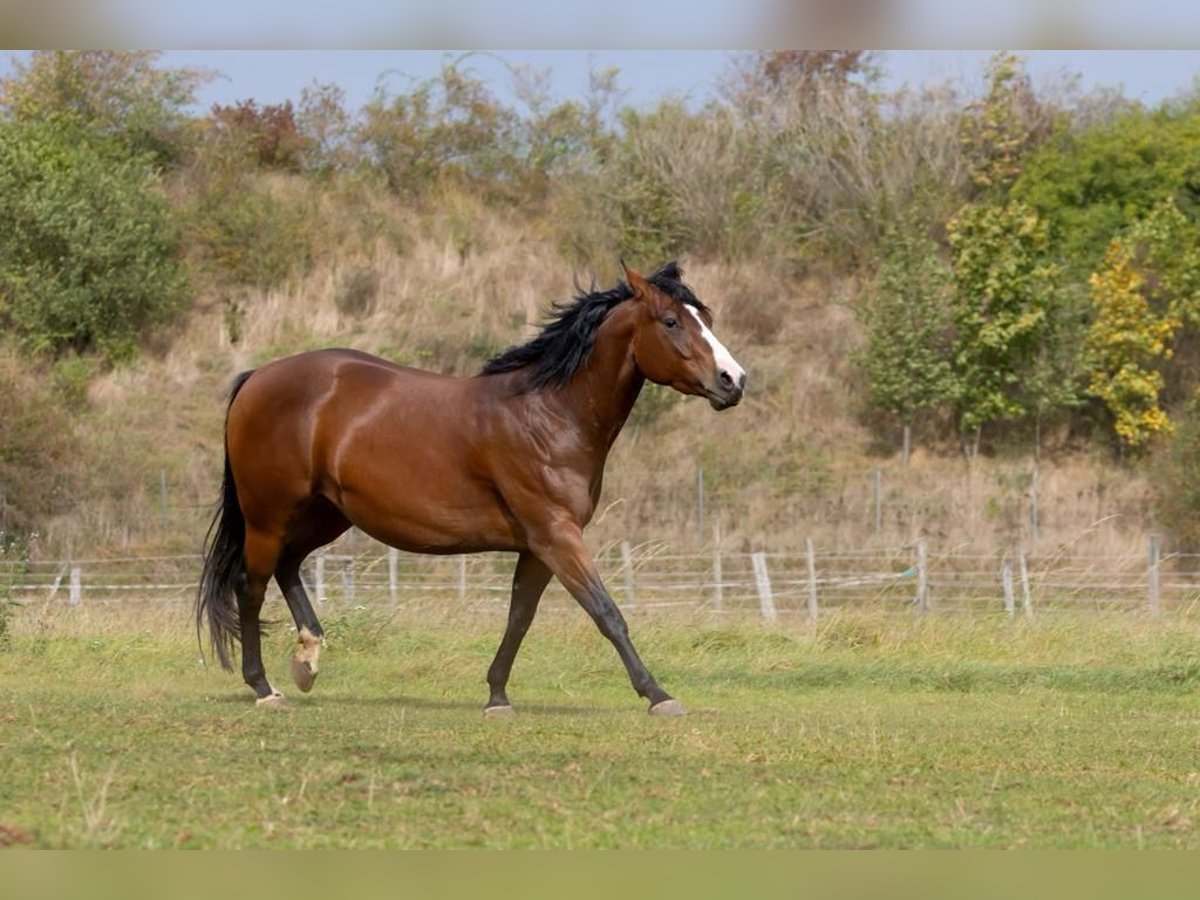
[485, 551, 553, 716]
[276, 497, 351, 693]
[238, 526, 286, 707]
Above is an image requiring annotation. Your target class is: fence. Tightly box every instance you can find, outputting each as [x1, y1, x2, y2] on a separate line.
[2, 535, 1197, 619]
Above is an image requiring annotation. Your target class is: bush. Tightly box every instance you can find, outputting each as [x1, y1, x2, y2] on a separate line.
[0, 120, 190, 361]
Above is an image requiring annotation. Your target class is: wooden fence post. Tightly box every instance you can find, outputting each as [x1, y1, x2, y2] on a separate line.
[1018, 545, 1033, 619]
[1148, 534, 1161, 616]
[751, 551, 776, 621]
[1030, 466, 1039, 545]
[804, 537, 819, 622]
[711, 520, 723, 611]
[69, 565, 82, 606]
[457, 556, 467, 603]
[620, 540, 636, 608]
[315, 555, 326, 603]
[873, 469, 882, 537]
[388, 548, 399, 603]
[1001, 555, 1015, 617]
[915, 539, 929, 615]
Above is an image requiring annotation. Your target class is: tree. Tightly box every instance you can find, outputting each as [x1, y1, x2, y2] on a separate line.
[0, 120, 190, 361]
[1085, 200, 1200, 454]
[357, 57, 520, 201]
[958, 51, 1058, 198]
[1012, 104, 1200, 280]
[0, 51, 211, 166]
[856, 217, 954, 462]
[947, 200, 1063, 456]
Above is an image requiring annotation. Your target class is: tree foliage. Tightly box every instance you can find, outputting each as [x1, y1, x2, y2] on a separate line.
[855, 217, 954, 453]
[0, 120, 190, 360]
[947, 200, 1063, 445]
[1085, 200, 1200, 453]
[1012, 104, 1200, 279]
[0, 50, 210, 166]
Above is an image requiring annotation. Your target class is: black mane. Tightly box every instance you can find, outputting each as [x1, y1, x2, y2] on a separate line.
[481, 262, 708, 390]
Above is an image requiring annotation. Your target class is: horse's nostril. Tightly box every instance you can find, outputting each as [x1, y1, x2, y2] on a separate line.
[719, 370, 734, 389]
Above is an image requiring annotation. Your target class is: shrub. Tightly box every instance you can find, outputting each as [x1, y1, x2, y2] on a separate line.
[0, 119, 190, 361]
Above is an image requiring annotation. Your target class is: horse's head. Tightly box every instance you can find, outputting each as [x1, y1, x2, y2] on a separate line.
[625, 263, 746, 411]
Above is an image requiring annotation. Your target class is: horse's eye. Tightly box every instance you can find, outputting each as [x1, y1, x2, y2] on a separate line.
[663, 317, 678, 329]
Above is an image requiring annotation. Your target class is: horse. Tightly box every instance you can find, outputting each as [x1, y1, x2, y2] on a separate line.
[195, 261, 746, 716]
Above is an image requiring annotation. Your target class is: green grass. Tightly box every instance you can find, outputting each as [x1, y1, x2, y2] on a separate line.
[3, 603, 1200, 848]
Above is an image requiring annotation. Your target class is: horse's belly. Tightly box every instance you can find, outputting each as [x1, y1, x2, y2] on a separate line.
[335, 481, 523, 555]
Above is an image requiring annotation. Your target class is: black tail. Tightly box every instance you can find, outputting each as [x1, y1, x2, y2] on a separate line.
[195, 370, 255, 671]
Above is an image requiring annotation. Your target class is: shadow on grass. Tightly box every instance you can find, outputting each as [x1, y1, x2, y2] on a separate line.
[209, 689, 605, 717]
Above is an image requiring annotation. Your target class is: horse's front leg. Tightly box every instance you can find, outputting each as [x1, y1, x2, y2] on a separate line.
[531, 522, 684, 716]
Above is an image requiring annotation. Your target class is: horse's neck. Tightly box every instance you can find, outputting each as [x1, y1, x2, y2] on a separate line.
[556, 307, 645, 454]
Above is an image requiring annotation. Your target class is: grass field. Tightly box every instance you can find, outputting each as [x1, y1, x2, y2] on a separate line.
[3, 599, 1200, 849]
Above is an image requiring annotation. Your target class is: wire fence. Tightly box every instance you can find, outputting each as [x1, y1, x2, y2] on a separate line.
[3, 535, 1198, 619]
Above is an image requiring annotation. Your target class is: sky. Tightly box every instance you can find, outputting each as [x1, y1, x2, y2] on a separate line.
[1, 50, 1198, 113]
[166, 51, 1200, 112]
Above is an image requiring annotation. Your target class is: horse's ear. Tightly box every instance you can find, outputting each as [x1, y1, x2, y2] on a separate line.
[622, 261, 651, 300]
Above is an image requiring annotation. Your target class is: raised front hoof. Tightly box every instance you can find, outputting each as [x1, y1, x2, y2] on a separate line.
[255, 691, 288, 709]
[291, 657, 318, 693]
[648, 698, 686, 717]
[483, 704, 515, 719]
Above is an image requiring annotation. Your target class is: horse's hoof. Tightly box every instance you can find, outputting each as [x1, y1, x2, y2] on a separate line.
[483, 704, 515, 718]
[291, 657, 318, 693]
[649, 698, 686, 717]
[256, 691, 288, 709]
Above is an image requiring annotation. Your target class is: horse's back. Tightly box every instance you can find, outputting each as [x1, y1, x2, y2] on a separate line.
[225, 348, 507, 546]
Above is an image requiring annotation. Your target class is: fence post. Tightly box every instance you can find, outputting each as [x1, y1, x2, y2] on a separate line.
[1018, 545, 1032, 619]
[388, 548, 399, 603]
[620, 540, 636, 608]
[751, 551, 776, 621]
[873, 469, 882, 537]
[1148, 533, 1161, 616]
[315, 554, 326, 603]
[457, 556, 467, 603]
[1030, 466, 1039, 545]
[711, 520, 723, 611]
[159, 469, 169, 529]
[69, 565, 82, 606]
[1001, 555, 1015, 617]
[804, 537, 819, 622]
[696, 465, 705, 548]
[915, 539, 929, 615]
[342, 558, 355, 602]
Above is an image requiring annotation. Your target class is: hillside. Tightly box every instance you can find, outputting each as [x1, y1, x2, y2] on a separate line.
[0, 51, 1189, 567]
[4, 192, 1151, 567]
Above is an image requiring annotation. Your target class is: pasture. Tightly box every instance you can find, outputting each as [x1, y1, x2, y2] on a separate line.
[3, 600, 1200, 849]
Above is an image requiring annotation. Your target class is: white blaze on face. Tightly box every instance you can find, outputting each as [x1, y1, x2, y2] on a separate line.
[686, 305, 745, 387]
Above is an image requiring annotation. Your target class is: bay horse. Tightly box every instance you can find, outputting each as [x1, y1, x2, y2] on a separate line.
[195, 261, 746, 715]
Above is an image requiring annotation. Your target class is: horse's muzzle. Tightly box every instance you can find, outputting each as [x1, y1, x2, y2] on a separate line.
[706, 373, 745, 410]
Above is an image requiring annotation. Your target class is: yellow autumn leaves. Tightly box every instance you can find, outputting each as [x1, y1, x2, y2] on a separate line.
[1085, 202, 1200, 453]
